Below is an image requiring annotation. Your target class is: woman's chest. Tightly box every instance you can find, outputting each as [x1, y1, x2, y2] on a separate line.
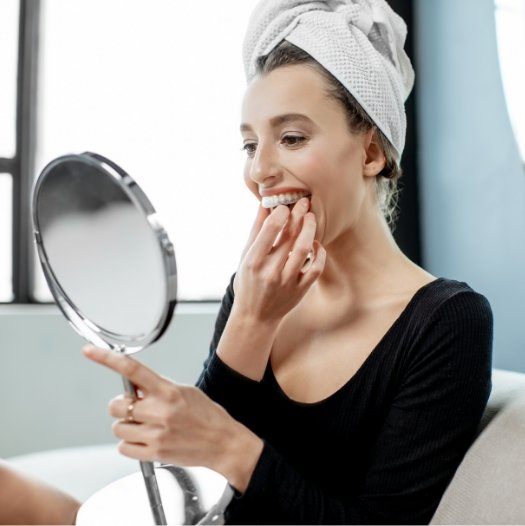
[269, 298, 410, 404]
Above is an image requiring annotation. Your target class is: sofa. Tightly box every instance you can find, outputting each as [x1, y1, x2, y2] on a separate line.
[430, 368, 525, 524]
[8, 368, 525, 524]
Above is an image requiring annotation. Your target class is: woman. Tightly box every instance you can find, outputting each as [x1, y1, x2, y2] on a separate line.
[2, 0, 491, 524]
[83, 1, 493, 524]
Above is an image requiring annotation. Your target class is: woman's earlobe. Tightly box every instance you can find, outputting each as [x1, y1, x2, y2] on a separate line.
[362, 129, 386, 177]
[363, 154, 387, 177]
[363, 164, 386, 177]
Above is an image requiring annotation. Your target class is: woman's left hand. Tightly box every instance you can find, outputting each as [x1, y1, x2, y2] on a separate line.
[82, 345, 264, 491]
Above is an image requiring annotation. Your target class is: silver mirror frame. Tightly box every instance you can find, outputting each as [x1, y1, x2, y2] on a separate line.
[31, 151, 178, 353]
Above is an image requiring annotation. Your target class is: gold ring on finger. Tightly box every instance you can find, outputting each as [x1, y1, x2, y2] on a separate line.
[126, 400, 136, 423]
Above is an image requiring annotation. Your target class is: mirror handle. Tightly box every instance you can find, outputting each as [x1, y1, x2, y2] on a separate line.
[122, 375, 168, 525]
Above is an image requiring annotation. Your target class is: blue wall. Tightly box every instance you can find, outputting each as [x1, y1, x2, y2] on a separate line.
[415, 0, 525, 372]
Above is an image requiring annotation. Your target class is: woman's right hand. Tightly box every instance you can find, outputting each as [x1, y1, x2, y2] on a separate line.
[232, 197, 326, 325]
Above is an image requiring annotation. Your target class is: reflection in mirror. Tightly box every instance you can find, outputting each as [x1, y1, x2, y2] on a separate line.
[33, 154, 176, 352]
[36, 159, 166, 337]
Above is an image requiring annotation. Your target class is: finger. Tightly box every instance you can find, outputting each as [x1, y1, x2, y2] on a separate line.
[83, 346, 164, 394]
[109, 395, 169, 426]
[109, 395, 144, 424]
[112, 420, 159, 444]
[241, 203, 271, 261]
[244, 205, 290, 260]
[277, 197, 310, 242]
[117, 441, 157, 462]
[298, 241, 326, 288]
[269, 197, 310, 263]
[282, 212, 317, 280]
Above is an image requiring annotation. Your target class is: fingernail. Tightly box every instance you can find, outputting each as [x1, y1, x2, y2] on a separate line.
[82, 347, 94, 357]
[82, 346, 104, 358]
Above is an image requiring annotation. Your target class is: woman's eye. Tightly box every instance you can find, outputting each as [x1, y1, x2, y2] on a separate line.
[241, 142, 255, 155]
[241, 143, 257, 157]
[240, 136, 306, 157]
[282, 135, 305, 146]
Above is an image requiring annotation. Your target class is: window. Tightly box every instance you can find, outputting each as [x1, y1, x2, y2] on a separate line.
[0, 0, 18, 157]
[0, 175, 13, 301]
[33, 0, 261, 301]
[495, 0, 525, 163]
[4, 1, 422, 303]
[0, 0, 19, 301]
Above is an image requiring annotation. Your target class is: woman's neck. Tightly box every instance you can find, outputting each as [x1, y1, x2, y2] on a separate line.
[310, 205, 429, 308]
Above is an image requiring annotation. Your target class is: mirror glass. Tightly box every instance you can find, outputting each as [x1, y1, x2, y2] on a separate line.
[33, 153, 177, 353]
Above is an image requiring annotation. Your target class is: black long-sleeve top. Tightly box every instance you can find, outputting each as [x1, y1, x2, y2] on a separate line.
[196, 272, 493, 524]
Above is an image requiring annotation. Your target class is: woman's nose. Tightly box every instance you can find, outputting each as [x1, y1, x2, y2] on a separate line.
[250, 142, 282, 184]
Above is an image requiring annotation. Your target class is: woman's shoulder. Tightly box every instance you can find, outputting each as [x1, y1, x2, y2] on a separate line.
[408, 276, 494, 360]
[394, 277, 494, 391]
[416, 276, 493, 321]
[393, 276, 494, 361]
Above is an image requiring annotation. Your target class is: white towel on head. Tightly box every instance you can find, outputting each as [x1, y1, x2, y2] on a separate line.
[242, 0, 415, 161]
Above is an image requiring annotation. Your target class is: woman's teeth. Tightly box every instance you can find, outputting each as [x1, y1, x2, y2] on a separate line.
[261, 192, 311, 210]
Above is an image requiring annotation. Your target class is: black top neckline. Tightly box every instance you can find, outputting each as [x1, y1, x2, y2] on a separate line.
[264, 277, 446, 408]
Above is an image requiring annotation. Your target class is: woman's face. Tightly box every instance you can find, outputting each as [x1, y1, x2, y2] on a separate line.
[240, 64, 377, 247]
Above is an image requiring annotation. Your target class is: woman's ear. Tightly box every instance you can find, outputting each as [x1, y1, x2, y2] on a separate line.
[362, 128, 386, 177]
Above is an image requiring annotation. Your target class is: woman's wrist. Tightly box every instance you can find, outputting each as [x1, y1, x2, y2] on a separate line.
[229, 302, 281, 330]
[217, 305, 280, 382]
[216, 419, 264, 494]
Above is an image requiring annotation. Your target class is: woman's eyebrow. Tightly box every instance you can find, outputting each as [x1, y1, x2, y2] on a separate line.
[240, 113, 317, 132]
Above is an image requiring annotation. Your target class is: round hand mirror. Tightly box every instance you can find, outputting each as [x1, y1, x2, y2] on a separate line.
[32, 152, 232, 524]
[32, 152, 177, 353]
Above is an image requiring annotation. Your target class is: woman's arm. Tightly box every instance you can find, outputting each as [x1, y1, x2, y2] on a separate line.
[0, 460, 80, 525]
[215, 306, 280, 382]
[197, 194, 321, 385]
[199, 289, 493, 524]
[209, 200, 323, 384]
[196, 272, 273, 427]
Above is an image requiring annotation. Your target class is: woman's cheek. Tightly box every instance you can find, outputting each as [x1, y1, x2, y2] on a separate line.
[244, 177, 259, 199]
